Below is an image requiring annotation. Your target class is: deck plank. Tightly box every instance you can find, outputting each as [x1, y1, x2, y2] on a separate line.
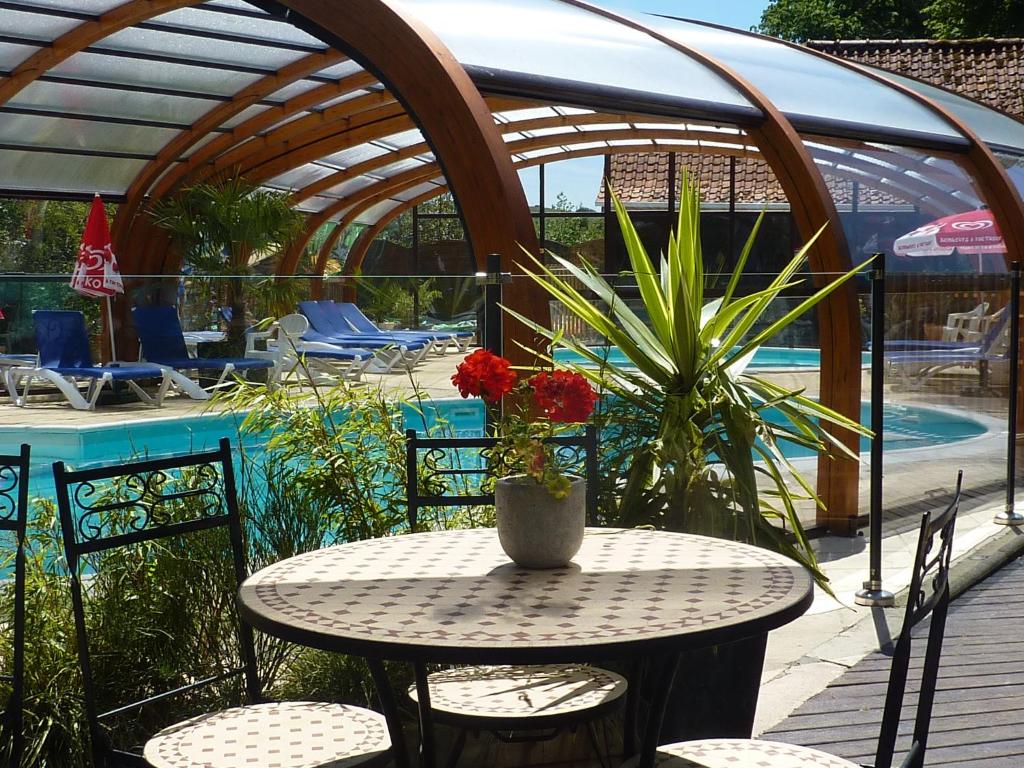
[763, 555, 1024, 766]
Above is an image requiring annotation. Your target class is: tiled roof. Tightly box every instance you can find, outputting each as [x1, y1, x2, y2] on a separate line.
[608, 38, 1024, 206]
[807, 38, 1024, 120]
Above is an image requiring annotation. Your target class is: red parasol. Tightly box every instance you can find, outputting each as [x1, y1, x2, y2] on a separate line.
[894, 209, 1006, 258]
[70, 194, 123, 357]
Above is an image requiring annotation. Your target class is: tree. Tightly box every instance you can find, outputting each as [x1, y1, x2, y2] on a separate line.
[921, 0, 1024, 37]
[756, 0, 926, 40]
[756, 0, 1024, 41]
[150, 177, 304, 345]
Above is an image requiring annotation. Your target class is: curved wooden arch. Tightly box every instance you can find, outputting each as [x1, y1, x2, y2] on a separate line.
[116, 70, 380, 266]
[0, 0, 200, 107]
[258, 0, 542, 360]
[291, 109, 697, 203]
[111, 49, 347, 249]
[278, 125, 753, 270]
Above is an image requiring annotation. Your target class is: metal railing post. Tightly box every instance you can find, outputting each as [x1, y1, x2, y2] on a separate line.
[995, 262, 1023, 526]
[856, 253, 895, 607]
[478, 252, 508, 357]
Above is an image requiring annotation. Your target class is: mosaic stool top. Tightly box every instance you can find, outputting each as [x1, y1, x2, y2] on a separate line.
[239, 528, 812, 663]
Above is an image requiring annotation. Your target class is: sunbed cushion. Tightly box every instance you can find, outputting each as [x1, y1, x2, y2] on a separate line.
[49, 364, 166, 380]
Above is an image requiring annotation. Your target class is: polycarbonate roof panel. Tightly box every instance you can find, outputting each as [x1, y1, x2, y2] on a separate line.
[0, 149, 145, 196]
[0, 42, 36, 69]
[96, 27, 306, 71]
[875, 70, 1024, 153]
[53, 51, 262, 97]
[0, 114, 175, 155]
[0, 8, 78, 40]
[639, 16, 966, 147]
[22, 0, 124, 11]
[12, 81, 214, 124]
[266, 164, 338, 190]
[152, 7, 327, 49]
[397, 0, 759, 122]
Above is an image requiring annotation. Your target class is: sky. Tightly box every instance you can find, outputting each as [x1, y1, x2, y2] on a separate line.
[522, 0, 771, 209]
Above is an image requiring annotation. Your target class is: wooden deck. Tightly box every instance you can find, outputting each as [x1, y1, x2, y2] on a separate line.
[763, 554, 1024, 767]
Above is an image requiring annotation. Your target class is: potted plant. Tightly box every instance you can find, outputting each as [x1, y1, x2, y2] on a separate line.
[451, 348, 598, 568]
[504, 173, 870, 737]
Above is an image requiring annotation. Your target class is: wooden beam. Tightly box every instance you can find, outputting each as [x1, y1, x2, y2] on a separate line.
[111, 49, 347, 253]
[0, 0, 199, 107]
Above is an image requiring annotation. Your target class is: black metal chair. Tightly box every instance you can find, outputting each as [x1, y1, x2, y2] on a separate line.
[0, 444, 28, 767]
[643, 470, 964, 768]
[54, 438, 391, 768]
[404, 425, 626, 767]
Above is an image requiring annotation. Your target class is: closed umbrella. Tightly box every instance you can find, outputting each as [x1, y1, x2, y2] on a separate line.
[70, 194, 123, 358]
[894, 208, 1006, 272]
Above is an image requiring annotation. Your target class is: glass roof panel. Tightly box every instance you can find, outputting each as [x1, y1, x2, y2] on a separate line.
[0, 114, 175, 154]
[11, 81, 214, 124]
[394, 181, 444, 202]
[638, 16, 966, 147]
[53, 51, 261, 97]
[398, 0, 758, 121]
[317, 60, 366, 80]
[875, 70, 1024, 153]
[297, 196, 338, 213]
[151, 7, 327, 49]
[266, 79, 329, 103]
[321, 176, 379, 199]
[96, 27, 306, 71]
[0, 8, 79, 41]
[0, 149, 145, 196]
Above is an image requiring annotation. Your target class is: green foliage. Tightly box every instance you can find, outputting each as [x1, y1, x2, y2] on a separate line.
[149, 178, 305, 348]
[543, 193, 603, 256]
[507, 176, 871, 590]
[756, 0, 1024, 40]
[361, 278, 442, 326]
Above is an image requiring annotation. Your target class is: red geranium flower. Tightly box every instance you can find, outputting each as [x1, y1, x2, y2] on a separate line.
[529, 370, 598, 423]
[452, 349, 517, 403]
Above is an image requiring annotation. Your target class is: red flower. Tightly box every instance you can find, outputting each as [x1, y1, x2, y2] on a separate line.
[452, 349, 517, 403]
[529, 371, 597, 423]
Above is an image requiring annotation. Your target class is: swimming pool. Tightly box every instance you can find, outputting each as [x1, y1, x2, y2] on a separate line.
[554, 345, 872, 370]
[0, 398, 987, 499]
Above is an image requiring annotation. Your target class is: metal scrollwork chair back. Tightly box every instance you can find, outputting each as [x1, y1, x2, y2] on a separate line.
[875, 469, 962, 768]
[0, 444, 29, 766]
[53, 438, 260, 768]
[404, 425, 598, 531]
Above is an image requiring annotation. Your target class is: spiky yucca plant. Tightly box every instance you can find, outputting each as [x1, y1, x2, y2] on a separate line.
[506, 175, 870, 587]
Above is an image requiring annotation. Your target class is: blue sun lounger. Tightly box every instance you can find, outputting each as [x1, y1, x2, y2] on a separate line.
[132, 305, 274, 400]
[9, 311, 172, 410]
[245, 314, 377, 382]
[329, 301, 474, 354]
[297, 301, 427, 371]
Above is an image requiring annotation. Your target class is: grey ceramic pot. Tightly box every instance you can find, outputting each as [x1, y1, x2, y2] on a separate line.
[495, 474, 586, 569]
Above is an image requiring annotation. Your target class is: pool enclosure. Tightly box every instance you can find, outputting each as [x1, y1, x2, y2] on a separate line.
[2, 0, 1024, 529]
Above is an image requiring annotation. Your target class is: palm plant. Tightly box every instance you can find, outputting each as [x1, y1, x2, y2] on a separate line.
[506, 175, 869, 587]
[150, 177, 305, 345]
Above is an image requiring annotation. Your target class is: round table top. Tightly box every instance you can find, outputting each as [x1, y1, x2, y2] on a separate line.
[238, 528, 813, 663]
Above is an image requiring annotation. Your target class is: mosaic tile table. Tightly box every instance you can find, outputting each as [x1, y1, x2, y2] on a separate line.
[239, 527, 813, 768]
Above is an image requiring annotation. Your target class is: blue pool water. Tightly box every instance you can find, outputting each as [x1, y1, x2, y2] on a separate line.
[0, 398, 986, 501]
[554, 345, 872, 370]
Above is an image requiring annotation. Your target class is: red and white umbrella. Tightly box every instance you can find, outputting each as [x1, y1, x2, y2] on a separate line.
[70, 194, 123, 357]
[894, 209, 1006, 257]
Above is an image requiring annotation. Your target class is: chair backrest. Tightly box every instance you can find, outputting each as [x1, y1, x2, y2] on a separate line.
[979, 306, 1010, 355]
[405, 426, 599, 531]
[132, 305, 191, 363]
[277, 313, 310, 343]
[332, 302, 378, 334]
[0, 444, 29, 765]
[874, 470, 962, 768]
[33, 310, 94, 369]
[298, 300, 344, 337]
[53, 438, 260, 767]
